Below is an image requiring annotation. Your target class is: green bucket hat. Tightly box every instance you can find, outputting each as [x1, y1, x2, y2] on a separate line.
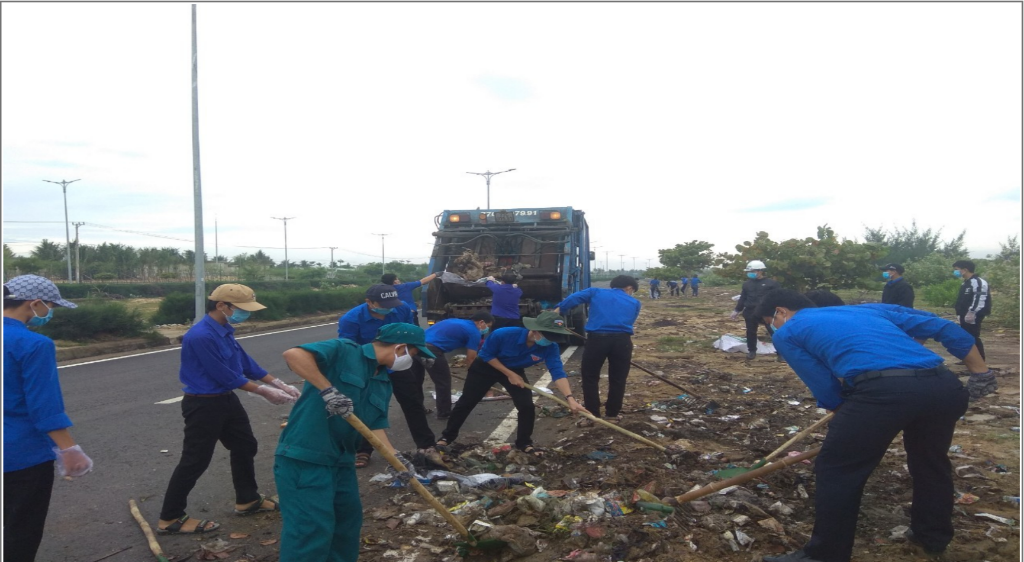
[522, 311, 572, 341]
[374, 323, 435, 358]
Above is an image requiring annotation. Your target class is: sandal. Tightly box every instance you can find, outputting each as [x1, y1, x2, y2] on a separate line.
[576, 418, 595, 428]
[434, 439, 450, 453]
[234, 493, 280, 515]
[355, 452, 371, 469]
[157, 515, 220, 535]
[519, 445, 545, 458]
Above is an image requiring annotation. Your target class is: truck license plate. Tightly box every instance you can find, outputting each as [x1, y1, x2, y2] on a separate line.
[493, 210, 516, 223]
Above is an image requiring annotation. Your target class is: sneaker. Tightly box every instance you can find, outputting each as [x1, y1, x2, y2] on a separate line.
[905, 529, 946, 554]
[435, 411, 451, 420]
[746, 350, 756, 360]
[421, 447, 448, 468]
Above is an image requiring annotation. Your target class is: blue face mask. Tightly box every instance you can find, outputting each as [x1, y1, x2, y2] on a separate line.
[534, 336, 553, 346]
[953, 270, 962, 278]
[480, 327, 490, 336]
[227, 307, 250, 324]
[765, 309, 782, 335]
[747, 272, 757, 279]
[28, 302, 53, 327]
[371, 307, 393, 315]
[882, 271, 891, 279]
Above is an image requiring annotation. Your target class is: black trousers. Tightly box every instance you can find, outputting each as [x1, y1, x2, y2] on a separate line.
[649, 286, 660, 299]
[441, 359, 535, 450]
[160, 393, 260, 521]
[357, 366, 437, 455]
[424, 344, 453, 417]
[668, 285, 679, 296]
[580, 333, 633, 418]
[492, 316, 523, 330]
[958, 315, 985, 360]
[4, 460, 54, 562]
[802, 369, 968, 562]
[743, 313, 763, 353]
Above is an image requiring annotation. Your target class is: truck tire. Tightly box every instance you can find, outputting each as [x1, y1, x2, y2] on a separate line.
[569, 308, 587, 346]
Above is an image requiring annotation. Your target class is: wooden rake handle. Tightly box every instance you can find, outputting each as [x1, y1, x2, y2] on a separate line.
[128, 499, 170, 562]
[761, 412, 834, 463]
[673, 447, 821, 504]
[343, 413, 471, 539]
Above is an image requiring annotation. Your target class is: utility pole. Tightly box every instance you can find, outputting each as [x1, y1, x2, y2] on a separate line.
[328, 246, 337, 268]
[466, 168, 515, 209]
[591, 244, 602, 273]
[42, 178, 80, 282]
[646, 258, 652, 270]
[190, 3, 206, 322]
[214, 217, 219, 276]
[72, 222, 85, 283]
[619, 254, 625, 272]
[605, 250, 610, 273]
[371, 233, 389, 275]
[271, 217, 295, 280]
[632, 256, 637, 271]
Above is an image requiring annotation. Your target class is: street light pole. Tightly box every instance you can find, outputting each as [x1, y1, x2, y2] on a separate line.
[619, 254, 625, 272]
[632, 256, 637, 271]
[271, 216, 295, 280]
[328, 246, 337, 268]
[42, 179, 80, 281]
[466, 168, 515, 209]
[605, 250, 610, 273]
[371, 233, 389, 275]
[72, 222, 85, 283]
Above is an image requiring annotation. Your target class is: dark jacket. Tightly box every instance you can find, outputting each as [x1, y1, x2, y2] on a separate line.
[955, 276, 991, 318]
[881, 277, 915, 308]
[735, 277, 781, 318]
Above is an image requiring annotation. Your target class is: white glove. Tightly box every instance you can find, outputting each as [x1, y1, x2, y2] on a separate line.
[729, 311, 739, 320]
[388, 452, 417, 483]
[54, 445, 93, 477]
[252, 385, 295, 405]
[270, 378, 302, 399]
[320, 386, 354, 417]
[964, 311, 977, 324]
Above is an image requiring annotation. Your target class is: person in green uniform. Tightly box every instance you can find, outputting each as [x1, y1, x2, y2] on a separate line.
[274, 323, 435, 562]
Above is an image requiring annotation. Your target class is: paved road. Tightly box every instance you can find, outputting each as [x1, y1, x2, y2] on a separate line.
[39, 320, 579, 562]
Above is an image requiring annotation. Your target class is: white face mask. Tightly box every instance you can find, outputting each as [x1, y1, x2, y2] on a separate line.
[390, 345, 414, 371]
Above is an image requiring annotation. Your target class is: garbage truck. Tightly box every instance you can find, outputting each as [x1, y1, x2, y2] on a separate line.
[422, 207, 593, 344]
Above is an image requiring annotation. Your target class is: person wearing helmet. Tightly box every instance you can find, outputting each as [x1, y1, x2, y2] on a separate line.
[730, 260, 781, 360]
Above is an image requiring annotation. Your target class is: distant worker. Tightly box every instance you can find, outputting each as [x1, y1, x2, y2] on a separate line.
[756, 289, 986, 562]
[4, 276, 93, 562]
[804, 289, 846, 308]
[382, 272, 437, 327]
[678, 276, 689, 297]
[953, 260, 993, 369]
[667, 279, 679, 296]
[648, 278, 661, 299]
[339, 284, 438, 469]
[880, 263, 915, 308]
[554, 275, 641, 424]
[690, 273, 701, 296]
[485, 274, 524, 330]
[418, 312, 494, 419]
[730, 260, 780, 360]
[435, 312, 585, 457]
[158, 284, 298, 535]
[275, 324, 429, 562]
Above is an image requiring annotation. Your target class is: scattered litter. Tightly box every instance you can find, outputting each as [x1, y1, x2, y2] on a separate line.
[964, 414, 996, 422]
[1002, 496, 1020, 507]
[784, 426, 800, 434]
[948, 445, 963, 453]
[742, 387, 753, 394]
[734, 528, 755, 546]
[786, 451, 813, 464]
[644, 519, 668, 528]
[954, 492, 980, 505]
[757, 517, 785, 534]
[769, 501, 794, 516]
[721, 530, 741, 551]
[733, 515, 751, 526]
[229, 533, 249, 539]
[787, 400, 801, 406]
[954, 465, 987, 479]
[890, 525, 909, 540]
[586, 451, 617, 461]
[160, 449, 169, 454]
[975, 513, 1016, 526]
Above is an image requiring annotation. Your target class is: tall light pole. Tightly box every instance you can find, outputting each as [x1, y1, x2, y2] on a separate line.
[632, 256, 637, 271]
[646, 258, 652, 270]
[466, 168, 515, 209]
[42, 179, 79, 281]
[271, 216, 295, 280]
[72, 222, 85, 283]
[605, 250, 610, 273]
[591, 244, 602, 273]
[328, 246, 337, 268]
[619, 254, 625, 272]
[371, 233, 389, 274]
[190, 3, 206, 322]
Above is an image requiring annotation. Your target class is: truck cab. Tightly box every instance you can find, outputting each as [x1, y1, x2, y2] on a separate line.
[423, 207, 592, 343]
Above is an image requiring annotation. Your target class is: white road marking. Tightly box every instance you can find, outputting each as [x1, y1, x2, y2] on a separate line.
[485, 346, 577, 446]
[155, 396, 184, 405]
[59, 322, 337, 369]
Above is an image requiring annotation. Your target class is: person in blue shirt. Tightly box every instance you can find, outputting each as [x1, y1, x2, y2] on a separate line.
[678, 276, 689, 297]
[338, 284, 415, 341]
[4, 276, 93, 562]
[158, 284, 299, 535]
[554, 275, 641, 425]
[690, 274, 701, 296]
[755, 289, 989, 562]
[666, 279, 678, 296]
[435, 312, 585, 456]
[648, 278, 661, 299]
[485, 274, 524, 330]
[417, 312, 494, 419]
[381, 272, 437, 327]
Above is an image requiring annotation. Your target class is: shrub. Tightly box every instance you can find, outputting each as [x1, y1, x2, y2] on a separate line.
[921, 279, 962, 308]
[699, 269, 732, 287]
[38, 301, 149, 341]
[152, 292, 196, 325]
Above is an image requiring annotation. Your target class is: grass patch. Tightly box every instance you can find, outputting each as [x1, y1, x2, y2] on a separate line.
[124, 298, 163, 323]
[656, 336, 691, 353]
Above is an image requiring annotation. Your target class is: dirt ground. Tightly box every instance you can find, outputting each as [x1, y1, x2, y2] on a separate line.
[167, 289, 1019, 562]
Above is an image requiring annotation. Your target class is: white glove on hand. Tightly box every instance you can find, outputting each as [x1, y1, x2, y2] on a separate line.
[388, 452, 417, 483]
[417, 356, 436, 369]
[54, 445, 93, 477]
[270, 378, 302, 399]
[320, 386, 354, 417]
[729, 311, 739, 320]
[964, 311, 977, 324]
[252, 385, 295, 405]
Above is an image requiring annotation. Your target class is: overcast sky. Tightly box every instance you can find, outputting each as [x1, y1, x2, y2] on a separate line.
[3, 3, 1021, 270]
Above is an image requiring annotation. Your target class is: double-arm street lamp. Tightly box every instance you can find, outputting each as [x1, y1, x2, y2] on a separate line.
[467, 168, 515, 209]
[43, 179, 80, 281]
